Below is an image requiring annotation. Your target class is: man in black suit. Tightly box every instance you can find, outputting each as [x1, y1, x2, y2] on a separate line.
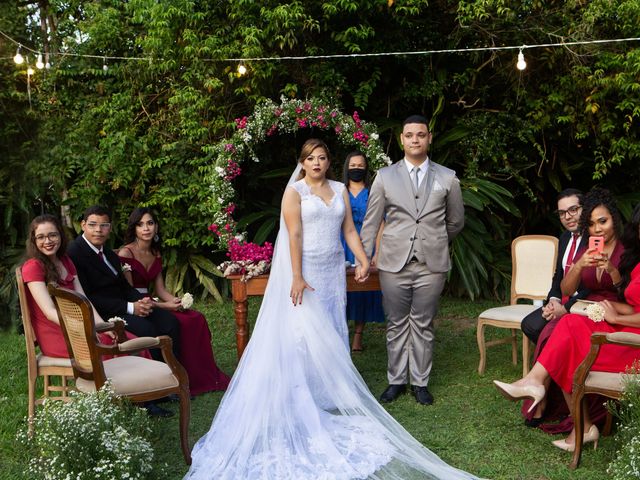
[68, 206, 181, 417]
[521, 189, 589, 343]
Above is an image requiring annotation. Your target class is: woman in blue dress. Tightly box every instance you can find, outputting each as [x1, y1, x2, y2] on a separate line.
[341, 151, 385, 352]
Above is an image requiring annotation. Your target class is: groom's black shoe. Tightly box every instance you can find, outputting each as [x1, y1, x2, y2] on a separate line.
[412, 386, 434, 406]
[380, 384, 406, 403]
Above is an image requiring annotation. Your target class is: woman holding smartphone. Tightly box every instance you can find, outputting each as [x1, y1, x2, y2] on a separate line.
[496, 201, 640, 453]
[521, 188, 624, 430]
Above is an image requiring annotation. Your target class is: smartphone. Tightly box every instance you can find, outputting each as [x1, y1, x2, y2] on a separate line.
[588, 236, 604, 254]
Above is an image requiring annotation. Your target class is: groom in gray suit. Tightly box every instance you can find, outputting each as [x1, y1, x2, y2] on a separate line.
[360, 115, 464, 405]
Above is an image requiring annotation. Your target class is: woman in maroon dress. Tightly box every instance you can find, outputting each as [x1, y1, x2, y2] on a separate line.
[119, 208, 230, 395]
[496, 202, 640, 452]
[524, 188, 624, 428]
[22, 214, 146, 359]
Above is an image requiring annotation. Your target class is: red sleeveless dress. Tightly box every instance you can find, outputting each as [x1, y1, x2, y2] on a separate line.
[119, 254, 230, 394]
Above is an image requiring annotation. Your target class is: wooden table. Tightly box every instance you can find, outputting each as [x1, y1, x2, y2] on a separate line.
[227, 268, 380, 359]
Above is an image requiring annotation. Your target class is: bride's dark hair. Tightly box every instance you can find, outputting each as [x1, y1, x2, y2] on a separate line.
[296, 138, 334, 180]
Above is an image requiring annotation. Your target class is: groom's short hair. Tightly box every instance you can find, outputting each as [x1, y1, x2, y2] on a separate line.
[402, 114, 429, 129]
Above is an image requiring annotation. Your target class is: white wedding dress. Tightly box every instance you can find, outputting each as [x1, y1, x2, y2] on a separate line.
[185, 175, 479, 480]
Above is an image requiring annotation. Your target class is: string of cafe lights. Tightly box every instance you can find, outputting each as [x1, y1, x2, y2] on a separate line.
[2, 28, 640, 76]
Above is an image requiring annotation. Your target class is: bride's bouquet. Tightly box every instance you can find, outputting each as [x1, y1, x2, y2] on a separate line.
[219, 237, 274, 281]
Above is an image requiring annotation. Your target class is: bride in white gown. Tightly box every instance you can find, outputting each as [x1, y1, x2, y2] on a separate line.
[185, 139, 479, 480]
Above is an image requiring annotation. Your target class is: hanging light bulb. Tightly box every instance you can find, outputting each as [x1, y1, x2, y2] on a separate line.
[14, 45, 24, 65]
[516, 48, 527, 71]
[237, 62, 247, 76]
[36, 53, 44, 69]
[102, 57, 108, 72]
[27, 66, 35, 76]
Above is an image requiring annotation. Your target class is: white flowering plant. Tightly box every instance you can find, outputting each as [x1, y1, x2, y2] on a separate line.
[607, 361, 640, 479]
[17, 382, 163, 480]
[203, 96, 390, 250]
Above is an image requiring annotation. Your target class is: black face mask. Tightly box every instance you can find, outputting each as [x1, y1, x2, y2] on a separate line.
[347, 168, 366, 182]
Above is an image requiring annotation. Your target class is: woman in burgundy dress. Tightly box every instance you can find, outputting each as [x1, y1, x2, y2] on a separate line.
[22, 214, 147, 359]
[524, 188, 624, 428]
[119, 207, 230, 395]
[496, 201, 640, 452]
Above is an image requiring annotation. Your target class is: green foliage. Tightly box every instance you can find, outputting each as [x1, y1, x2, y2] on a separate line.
[607, 364, 640, 479]
[17, 382, 162, 480]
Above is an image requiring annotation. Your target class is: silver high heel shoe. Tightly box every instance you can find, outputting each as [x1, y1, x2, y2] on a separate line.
[493, 380, 545, 414]
[551, 425, 600, 452]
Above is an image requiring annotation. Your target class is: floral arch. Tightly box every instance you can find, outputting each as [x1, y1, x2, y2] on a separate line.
[204, 96, 390, 254]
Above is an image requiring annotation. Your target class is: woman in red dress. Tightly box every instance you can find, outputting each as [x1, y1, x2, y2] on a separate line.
[22, 214, 146, 358]
[118, 207, 230, 395]
[496, 202, 640, 452]
[524, 188, 624, 428]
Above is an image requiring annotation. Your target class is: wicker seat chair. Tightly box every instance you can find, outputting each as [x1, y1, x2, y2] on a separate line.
[48, 285, 192, 464]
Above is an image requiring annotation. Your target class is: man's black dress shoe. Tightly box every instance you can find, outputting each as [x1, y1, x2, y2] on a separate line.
[144, 402, 174, 418]
[412, 386, 434, 405]
[380, 384, 406, 403]
[156, 393, 180, 403]
[524, 416, 544, 428]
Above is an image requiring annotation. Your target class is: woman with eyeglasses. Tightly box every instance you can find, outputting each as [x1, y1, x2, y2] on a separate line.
[21, 214, 146, 358]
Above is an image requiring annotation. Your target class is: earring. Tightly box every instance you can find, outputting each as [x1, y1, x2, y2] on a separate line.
[154, 234, 159, 242]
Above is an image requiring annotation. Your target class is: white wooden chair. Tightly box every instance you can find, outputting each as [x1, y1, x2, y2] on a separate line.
[477, 235, 558, 376]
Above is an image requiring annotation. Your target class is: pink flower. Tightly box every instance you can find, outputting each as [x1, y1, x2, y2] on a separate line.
[226, 238, 274, 263]
[303, 102, 312, 112]
[297, 118, 308, 128]
[330, 111, 338, 118]
[335, 126, 342, 134]
[224, 203, 236, 215]
[295, 107, 302, 114]
[224, 159, 242, 180]
[224, 143, 236, 152]
[235, 116, 248, 129]
[274, 109, 283, 117]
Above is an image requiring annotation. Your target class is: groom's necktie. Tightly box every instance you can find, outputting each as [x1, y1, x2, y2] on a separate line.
[412, 166, 420, 192]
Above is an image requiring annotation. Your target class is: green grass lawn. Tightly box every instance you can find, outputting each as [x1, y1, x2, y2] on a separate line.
[0, 296, 616, 479]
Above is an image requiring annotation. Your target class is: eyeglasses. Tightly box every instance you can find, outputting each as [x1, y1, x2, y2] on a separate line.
[35, 232, 61, 242]
[85, 222, 111, 230]
[557, 205, 582, 218]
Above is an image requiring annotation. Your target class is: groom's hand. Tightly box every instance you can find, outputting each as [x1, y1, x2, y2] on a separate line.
[290, 276, 314, 306]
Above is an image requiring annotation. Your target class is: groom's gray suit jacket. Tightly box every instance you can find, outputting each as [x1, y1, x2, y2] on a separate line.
[360, 159, 464, 272]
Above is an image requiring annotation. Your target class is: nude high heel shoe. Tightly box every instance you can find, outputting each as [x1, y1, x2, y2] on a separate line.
[493, 380, 545, 414]
[551, 425, 600, 452]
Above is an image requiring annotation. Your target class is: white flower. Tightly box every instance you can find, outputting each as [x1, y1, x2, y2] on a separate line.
[586, 303, 606, 322]
[370, 132, 379, 140]
[215, 166, 224, 176]
[107, 316, 128, 326]
[181, 292, 194, 309]
[120, 263, 132, 273]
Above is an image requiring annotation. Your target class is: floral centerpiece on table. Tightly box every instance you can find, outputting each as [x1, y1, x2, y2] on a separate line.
[217, 236, 275, 281]
[203, 96, 390, 251]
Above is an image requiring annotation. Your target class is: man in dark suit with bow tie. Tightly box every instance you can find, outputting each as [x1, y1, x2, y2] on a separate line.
[521, 189, 590, 343]
[67, 205, 180, 362]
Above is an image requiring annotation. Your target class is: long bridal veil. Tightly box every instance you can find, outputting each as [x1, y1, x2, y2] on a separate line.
[185, 165, 479, 480]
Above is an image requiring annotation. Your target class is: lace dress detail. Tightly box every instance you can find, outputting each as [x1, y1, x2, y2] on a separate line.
[291, 179, 348, 347]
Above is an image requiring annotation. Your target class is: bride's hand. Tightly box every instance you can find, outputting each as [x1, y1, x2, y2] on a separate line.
[355, 262, 370, 283]
[290, 276, 314, 306]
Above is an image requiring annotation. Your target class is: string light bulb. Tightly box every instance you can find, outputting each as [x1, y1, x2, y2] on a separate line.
[237, 62, 247, 76]
[102, 57, 108, 72]
[36, 53, 44, 69]
[516, 48, 527, 71]
[13, 45, 24, 64]
[45, 52, 50, 69]
[27, 66, 34, 76]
